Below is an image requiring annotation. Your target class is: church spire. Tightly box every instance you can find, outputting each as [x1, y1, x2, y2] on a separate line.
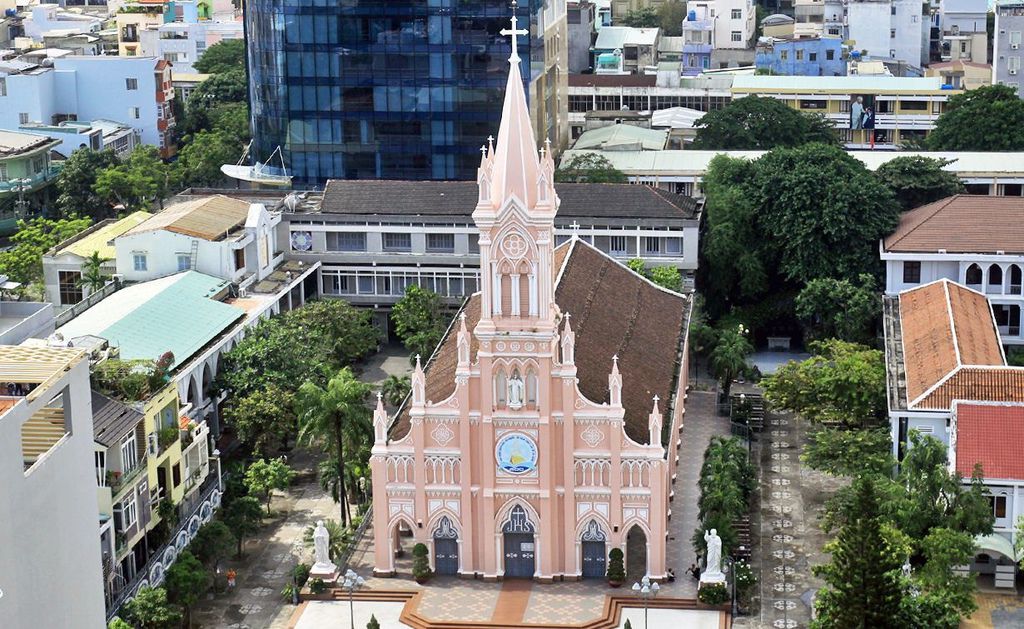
[486, 1, 542, 210]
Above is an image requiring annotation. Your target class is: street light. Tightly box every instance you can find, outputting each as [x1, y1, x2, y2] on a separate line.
[12, 178, 31, 218]
[723, 557, 738, 618]
[340, 568, 366, 629]
[630, 575, 660, 629]
[211, 448, 223, 491]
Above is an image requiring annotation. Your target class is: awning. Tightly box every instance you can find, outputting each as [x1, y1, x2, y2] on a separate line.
[974, 533, 1020, 562]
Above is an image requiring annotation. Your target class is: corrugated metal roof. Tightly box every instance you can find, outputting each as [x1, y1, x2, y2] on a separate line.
[125, 195, 250, 241]
[56, 211, 153, 260]
[573, 124, 667, 151]
[731, 74, 950, 93]
[594, 26, 660, 49]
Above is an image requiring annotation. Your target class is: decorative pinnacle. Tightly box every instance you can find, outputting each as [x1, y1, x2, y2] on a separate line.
[500, 1, 529, 63]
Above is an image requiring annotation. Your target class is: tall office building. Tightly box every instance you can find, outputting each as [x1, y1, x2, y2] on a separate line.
[246, 0, 567, 185]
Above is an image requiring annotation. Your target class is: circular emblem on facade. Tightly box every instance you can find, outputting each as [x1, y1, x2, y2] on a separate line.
[501, 233, 529, 259]
[290, 231, 312, 251]
[495, 433, 538, 475]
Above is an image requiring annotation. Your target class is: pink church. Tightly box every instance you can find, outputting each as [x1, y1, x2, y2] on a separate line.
[369, 29, 692, 583]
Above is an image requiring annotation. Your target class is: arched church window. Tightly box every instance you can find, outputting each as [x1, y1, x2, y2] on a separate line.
[495, 368, 507, 408]
[989, 264, 1003, 287]
[500, 271, 513, 315]
[526, 369, 538, 406]
[965, 263, 982, 286]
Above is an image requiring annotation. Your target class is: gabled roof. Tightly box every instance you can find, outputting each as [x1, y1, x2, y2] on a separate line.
[92, 390, 143, 447]
[573, 124, 667, 151]
[953, 402, 1024, 480]
[389, 238, 691, 443]
[888, 279, 1024, 411]
[53, 211, 152, 260]
[594, 26, 660, 49]
[124, 195, 250, 241]
[883, 195, 1024, 255]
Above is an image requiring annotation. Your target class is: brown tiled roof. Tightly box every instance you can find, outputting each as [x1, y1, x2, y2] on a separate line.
[320, 181, 699, 221]
[883, 195, 1024, 254]
[954, 402, 1024, 479]
[897, 279, 1010, 408]
[390, 239, 690, 443]
[126, 195, 250, 241]
[917, 368, 1024, 410]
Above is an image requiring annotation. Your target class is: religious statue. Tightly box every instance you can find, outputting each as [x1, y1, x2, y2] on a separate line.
[699, 528, 725, 584]
[310, 520, 338, 580]
[508, 371, 525, 409]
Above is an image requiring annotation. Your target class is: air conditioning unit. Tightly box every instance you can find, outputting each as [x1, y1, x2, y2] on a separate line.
[1011, 69, 1019, 75]
[1014, 43, 1021, 50]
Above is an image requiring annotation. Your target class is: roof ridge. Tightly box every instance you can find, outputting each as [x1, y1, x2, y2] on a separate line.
[944, 279, 963, 367]
[567, 237, 689, 298]
[886, 195, 959, 250]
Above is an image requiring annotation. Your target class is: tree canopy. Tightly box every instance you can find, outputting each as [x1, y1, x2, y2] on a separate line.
[554, 153, 628, 183]
[620, 6, 658, 27]
[164, 551, 209, 626]
[119, 587, 181, 629]
[244, 457, 296, 515]
[874, 156, 965, 211]
[55, 148, 120, 219]
[391, 285, 449, 362]
[0, 215, 92, 287]
[763, 339, 886, 427]
[927, 84, 1024, 151]
[692, 96, 838, 150]
[193, 38, 246, 74]
[657, 1, 687, 36]
[795, 273, 879, 344]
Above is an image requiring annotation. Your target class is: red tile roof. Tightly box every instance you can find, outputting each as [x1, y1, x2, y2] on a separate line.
[883, 195, 1024, 254]
[954, 402, 1024, 480]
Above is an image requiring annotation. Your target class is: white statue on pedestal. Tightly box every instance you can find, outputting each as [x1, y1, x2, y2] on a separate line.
[508, 372, 525, 409]
[311, 520, 338, 579]
[700, 528, 726, 584]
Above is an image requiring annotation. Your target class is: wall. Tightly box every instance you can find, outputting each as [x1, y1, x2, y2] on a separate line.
[994, 5, 1024, 98]
[713, 0, 756, 50]
[115, 230, 238, 283]
[0, 358, 106, 628]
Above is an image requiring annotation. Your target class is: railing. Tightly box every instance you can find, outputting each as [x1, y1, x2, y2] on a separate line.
[106, 479, 221, 621]
[0, 165, 61, 193]
[56, 278, 123, 326]
[108, 462, 146, 496]
[337, 502, 373, 573]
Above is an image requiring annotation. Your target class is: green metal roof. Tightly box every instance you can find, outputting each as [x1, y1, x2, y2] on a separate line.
[59, 271, 244, 368]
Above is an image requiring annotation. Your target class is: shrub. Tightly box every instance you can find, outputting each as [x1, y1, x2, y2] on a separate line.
[367, 614, 381, 629]
[412, 543, 432, 582]
[281, 583, 298, 603]
[698, 582, 729, 605]
[606, 548, 625, 583]
[309, 577, 327, 594]
[733, 559, 756, 594]
[292, 562, 311, 587]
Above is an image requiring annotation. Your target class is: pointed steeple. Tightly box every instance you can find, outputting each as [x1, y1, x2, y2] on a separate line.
[456, 313, 471, 370]
[373, 391, 388, 444]
[608, 354, 622, 407]
[411, 354, 426, 408]
[648, 395, 663, 448]
[561, 312, 575, 366]
[488, 2, 541, 210]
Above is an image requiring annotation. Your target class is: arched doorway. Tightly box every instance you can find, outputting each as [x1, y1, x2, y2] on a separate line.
[502, 504, 536, 579]
[580, 519, 607, 579]
[432, 516, 459, 576]
[966, 263, 983, 286]
[389, 518, 416, 576]
[625, 525, 648, 581]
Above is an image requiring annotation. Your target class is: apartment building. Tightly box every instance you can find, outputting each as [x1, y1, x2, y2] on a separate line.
[19, 119, 140, 160]
[939, 0, 988, 64]
[568, 0, 598, 73]
[0, 346, 106, 629]
[994, 0, 1024, 98]
[846, 0, 929, 68]
[0, 54, 176, 157]
[0, 130, 61, 226]
[681, 5, 714, 76]
[882, 195, 1024, 345]
[925, 59, 992, 89]
[755, 36, 847, 76]
[279, 181, 700, 321]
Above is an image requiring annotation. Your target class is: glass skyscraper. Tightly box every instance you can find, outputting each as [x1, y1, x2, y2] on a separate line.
[246, 0, 567, 185]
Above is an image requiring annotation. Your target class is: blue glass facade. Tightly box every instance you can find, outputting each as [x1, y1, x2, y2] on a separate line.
[246, 0, 557, 185]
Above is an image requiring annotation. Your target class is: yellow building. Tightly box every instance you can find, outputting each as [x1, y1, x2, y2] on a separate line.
[925, 60, 993, 91]
[730, 74, 963, 148]
[116, 1, 169, 57]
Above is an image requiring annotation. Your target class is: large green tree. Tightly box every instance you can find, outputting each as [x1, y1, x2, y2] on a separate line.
[0, 215, 92, 286]
[296, 367, 373, 527]
[657, 1, 687, 36]
[244, 457, 296, 515]
[93, 146, 175, 212]
[175, 130, 241, 188]
[811, 475, 903, 628]
[751, 143, 900, 283]
[802, 427, 894, 477]
[189, 520, 236, 573]
[927, 84, 1024, 151]
[55, 147, 120, 219]
[193, 38, 246, 74]
[795, 273, 879, 344]
[692, 96, 838, 150]
[621, 6, 658, 27]
[763, 339, 886, 427]
[164, 551, 210, 627]
[898, 527, 979, 627]
[119, 587, 181, 629]
[392, 284, 449, 362]
[554, 153, 628, 183]
[874, 156, 965, 211]
[182, 69, 248, 134]
[223, 385, 294, 457]
[708, 325, 753, 397]
[221, 495, 263, 557]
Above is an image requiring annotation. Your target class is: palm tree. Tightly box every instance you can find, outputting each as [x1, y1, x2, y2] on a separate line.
[79, 251, 111, 295]
[381, 374, 411, 408]
[709, 325, 753, 399]
[296, 367, 372, 527]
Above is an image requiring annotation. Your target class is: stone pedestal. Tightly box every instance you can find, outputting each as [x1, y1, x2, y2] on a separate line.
[309, 561, 339, 583]
[699, 570, 726, 586]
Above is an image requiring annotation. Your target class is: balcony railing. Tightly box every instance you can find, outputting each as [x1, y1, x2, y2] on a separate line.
[0, 165, 61, 193]
[106, 462, 146, 496]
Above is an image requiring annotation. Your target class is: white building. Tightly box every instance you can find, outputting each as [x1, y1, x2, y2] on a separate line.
[882, 195, 1024, 345]
[22, 3, 102, 43]
[19, 119, 139, 159]
[939, 0, 989, 64]
[993, 0, 1024, 98]
[0, 54, 175, 157]
[139, 20, 242, 74]
[846, 0, 929, 68]
[0, 346, 106, 629]
[114, 195, 283, 291]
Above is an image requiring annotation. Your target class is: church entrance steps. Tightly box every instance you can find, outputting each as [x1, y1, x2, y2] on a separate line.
[327, 589, 417, 603]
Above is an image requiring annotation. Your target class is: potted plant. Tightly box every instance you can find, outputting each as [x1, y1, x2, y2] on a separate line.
[309, 577, 327, 595]
[697, 581, 728, 605]
[412, 543, 432, 584]
[606, 548, 625, 588]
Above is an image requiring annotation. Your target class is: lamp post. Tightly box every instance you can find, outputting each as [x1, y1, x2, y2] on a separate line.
[630, 575, 660, 629]
[340, 568, 365, 629]
[12, 177, 31, 218]
[723, 557, 738, 618]
[211, 448, 223, 491]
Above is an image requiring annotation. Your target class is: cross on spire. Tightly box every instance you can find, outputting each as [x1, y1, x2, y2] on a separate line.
[500, 1, 529, 63]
